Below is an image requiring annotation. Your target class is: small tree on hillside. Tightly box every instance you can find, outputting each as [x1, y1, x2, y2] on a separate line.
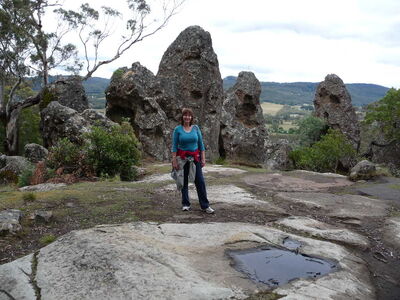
[364, 88, 400, 144]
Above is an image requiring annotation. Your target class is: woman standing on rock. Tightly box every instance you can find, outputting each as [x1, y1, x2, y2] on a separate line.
[171, 108, 214, 213]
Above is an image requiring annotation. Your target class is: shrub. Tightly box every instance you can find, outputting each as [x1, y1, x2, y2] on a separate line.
[22, 192, 36, 202]
[18, 167, 34, 187]
[295, 115, 328, 146]
[47, 138, 90, 176]
[84, 122, 141, 180]
[290, 129, 357, 173]
[0, 170, 18, 184]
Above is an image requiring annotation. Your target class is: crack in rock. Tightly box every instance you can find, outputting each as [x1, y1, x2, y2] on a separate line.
[0, 289, 17, 300]
[30, 251, 41, 300]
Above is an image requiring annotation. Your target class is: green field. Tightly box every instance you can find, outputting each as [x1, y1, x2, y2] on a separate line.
[261, 102, 284, 116]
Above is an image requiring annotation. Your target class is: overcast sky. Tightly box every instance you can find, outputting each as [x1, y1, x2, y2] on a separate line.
[60, 0, 400, 88]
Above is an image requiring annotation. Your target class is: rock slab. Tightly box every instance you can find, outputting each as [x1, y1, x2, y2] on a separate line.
[0, 222, 375, 300]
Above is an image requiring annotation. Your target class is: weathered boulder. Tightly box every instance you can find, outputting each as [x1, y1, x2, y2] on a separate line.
[314, 74, 360, 151]
[40, 102, 116, 148]
[0, 209, 23, 235]
[220, 72, 269, 166]
[40, 101, 90, 147]
[40, 77, 89, 112]
[157, 26, 224, 160]
[349, 160, 377, 181]
[106, 62, 171, 160]
[265, 139, 293, 170]
[0, 155, 32, 176]
[28, 210, 53, 223]
[24, 143, 48, 163]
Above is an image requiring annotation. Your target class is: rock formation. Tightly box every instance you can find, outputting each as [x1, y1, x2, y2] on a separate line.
[349, 160, 377, 181]
[220, 72, 269, 166]
[40, 77, 89, 112]
[106, 26, 224, 161]
[106, 63, 171, 160]
[157, 25, 224, 160]
[40, 102, 116, 148]
[314, 74, 360, 150]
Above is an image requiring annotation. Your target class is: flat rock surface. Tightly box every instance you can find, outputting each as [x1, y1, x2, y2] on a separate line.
[350, 177, 400, 202]
[19, 183, 67, 192]
[276, 216, 369, 249]
[274, 192, 389, 219]
[0, 222, 374, 300]
[0, 254, 34, 300]
[243, 172, 353, 192]
[383, 217, 400, 249]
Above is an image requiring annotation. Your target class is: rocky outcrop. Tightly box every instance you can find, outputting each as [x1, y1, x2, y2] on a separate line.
[157, 26, 224, 160]
[349, 160, 377, 181]
[106, 26, 224, 161]
[220, 72, 269, 166]
[40, 102, 116, 148]
[265, 139, 293, 170]
[24, 143, 48, 163]
[41, 77, 89, 112]
[314, 74, 360, 151]
[106, 63, 170, 160]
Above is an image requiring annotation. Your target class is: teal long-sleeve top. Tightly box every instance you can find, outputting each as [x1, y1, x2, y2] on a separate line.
[171, 125, 205, 152]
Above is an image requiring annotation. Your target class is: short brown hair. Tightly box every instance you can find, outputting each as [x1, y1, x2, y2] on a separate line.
[180, 108, 194, 125]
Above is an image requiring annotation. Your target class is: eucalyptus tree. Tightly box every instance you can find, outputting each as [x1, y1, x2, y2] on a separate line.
[0, 0, 184, 155]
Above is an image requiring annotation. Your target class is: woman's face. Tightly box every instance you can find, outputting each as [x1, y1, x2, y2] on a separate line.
[183, 113, 192, 124]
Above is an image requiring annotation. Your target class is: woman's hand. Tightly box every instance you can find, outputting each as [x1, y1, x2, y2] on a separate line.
[200, 151, 206, 168]
[172, 157, 179, 170]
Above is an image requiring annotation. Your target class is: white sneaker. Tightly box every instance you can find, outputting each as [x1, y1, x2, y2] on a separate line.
[182, 206, 191, 211]
[203, 207, 215, 214]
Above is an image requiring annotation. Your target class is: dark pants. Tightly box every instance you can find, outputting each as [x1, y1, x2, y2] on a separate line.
[181, 161, 209, 209]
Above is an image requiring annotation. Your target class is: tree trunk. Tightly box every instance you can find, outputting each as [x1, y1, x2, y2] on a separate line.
[5, 107, 21, 155]
[0, 77, 5, 121]
[3, 92, 41, 155]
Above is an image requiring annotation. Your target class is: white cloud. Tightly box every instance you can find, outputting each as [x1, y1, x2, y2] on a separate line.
[49, 0, 400, 88]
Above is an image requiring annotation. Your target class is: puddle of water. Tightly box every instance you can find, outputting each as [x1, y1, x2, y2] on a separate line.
[282, 237, 302, 250]
[228, 246, 338, 288]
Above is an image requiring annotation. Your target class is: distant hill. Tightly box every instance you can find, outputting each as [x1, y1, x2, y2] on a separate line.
[29, 75, 388, 107]
[223, 76, 389, 106]
[31, 76, 110, 94]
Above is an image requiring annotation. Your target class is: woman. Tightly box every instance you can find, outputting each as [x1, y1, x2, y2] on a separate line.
[171, 108, 214, 213]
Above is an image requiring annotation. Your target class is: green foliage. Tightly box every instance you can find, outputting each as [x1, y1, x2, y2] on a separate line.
[39, 87, 56, 110]
[296, 116, 328, 146]
[84, 122, 141, 180]
[39, 234, 56, 245]
[111, 68, 126, 81]
[364, 88, 400, 141]
[289, 129, 357, 173]
[47, 138, 84, 172]
[18, 167, 34, 187]
[18, 105, 42, 153]
[22, 192, 36, 202]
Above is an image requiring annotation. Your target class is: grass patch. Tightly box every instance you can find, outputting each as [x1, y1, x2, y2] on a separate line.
[22, 192, 37, 202]
[39, 234, 56, 245]
[388, 184, 400, 190]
